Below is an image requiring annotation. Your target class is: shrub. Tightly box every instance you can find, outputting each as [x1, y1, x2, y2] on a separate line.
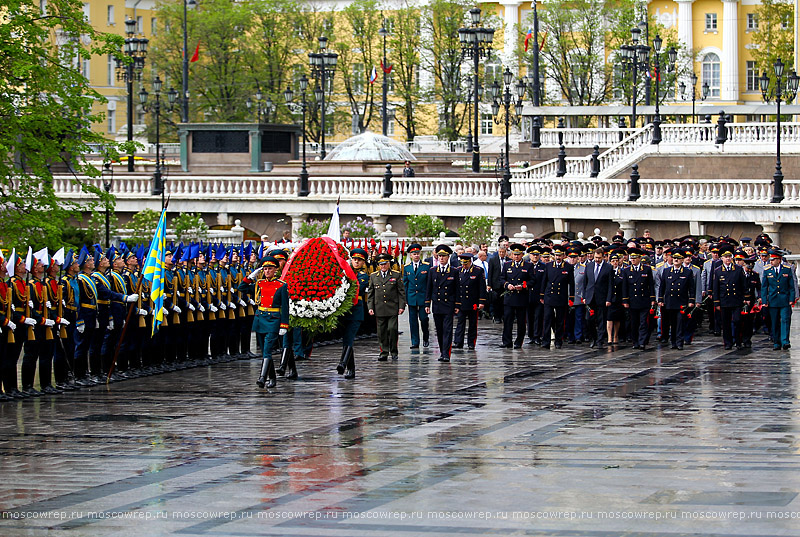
[171, 212, 209, 242]
[298, 218, 330, 239]
[405, 214, 446, 241]
[458, 216, 494, 247]
[341, 216, 377, 238]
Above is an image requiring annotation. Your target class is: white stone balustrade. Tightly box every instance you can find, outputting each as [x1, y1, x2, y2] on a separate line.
[538, 128, 638, 147]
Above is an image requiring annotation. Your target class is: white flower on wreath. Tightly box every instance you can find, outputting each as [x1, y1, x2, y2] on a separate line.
[290, 277, 351, 318]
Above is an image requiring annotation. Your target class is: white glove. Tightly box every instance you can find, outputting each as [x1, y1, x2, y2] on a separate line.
[161, 307, 169, 316]
[6, 320, 16, 330]
[28, 300, 34, 309]
[209, 287, 215, 294]
[138, 308, 147, 316]
[125, 293, 139, 303]
[199, 305, 205, 312]
[45, 319, 55, 327]
[247, 267, 263, 280]
[187, 287, 193, 294]
[239, 299, 247, 307]
[76, 323, 85, 333]
[62, 299, 66, 307]
[188, 304, 196, 311]
[95, 319, 100, 329]
[228, 302, 236, 309]
[279, 328, 288, 336]
[220, 287, 226, 293]
[210, 305, 218, 313]
[248, 298, 255, 306]
[219, 303, 227, 311]
[172, 305, 182, 314]
[60, 318, 70, 326]
[24, 317, 37, 326]
[45, 301, 52, 309]
[108, 319, 114, 330]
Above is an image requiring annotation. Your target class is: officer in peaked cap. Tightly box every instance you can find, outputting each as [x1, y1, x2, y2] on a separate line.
[526, 244, 547, 346]
[425, 245, 458, 362]
[713, 245, 746, 349]
[402, 243, 430, 350]
[657, 248, 696, 349]
[453, 252, 487, 350]
[622, 247, 656, 349]
[368, 253, 405, 361]
[499, 244, 533, 349]
[761, 248, 795, 350]
[540, 244, 574, 349]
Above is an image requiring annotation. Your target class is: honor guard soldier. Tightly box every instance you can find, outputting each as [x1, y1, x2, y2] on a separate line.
[239, 256, 290, 388]
[402, 243, 430, 349]
[712, 246, 746, 349]
[20, 255, 56, 396]
[44, 254, 71, 390]
[425, 245, 459, 362]
[500, 243, 533, 349]
[73, 247, 99, 385]
[368, 253, 406, 361]
[657, 248, 696, 349]
[453, 252, 487, 350]
[103, 247, 129, 378]
[761, 248, 795, 350]
[540, 245, 575, 349]
[4, 252, 35, 397]
[0, 254, 18, 401]
[622, 248, 655, 349]
[337, 247, 370, 379]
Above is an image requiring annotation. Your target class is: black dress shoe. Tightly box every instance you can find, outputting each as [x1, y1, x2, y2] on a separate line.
[468, 346, 475, 350]
[42, 386, 62, 395]
[589, 341, 596, 348]
[498, 344, 511, 348]
[774, 344, 782, 351]
[671, 345, 679, 349]
[744, 341, 752, 348]
[677, 343, 684, 350]
[422, 340, 429, 347]
[453, 344, 463, 349]
[378, 355, 388, 361]
[265, 378, 277, 388]
[344, 369, 355, 379]
[540, 343, 550, 349]
[783, 344, 791, 350]
[410, 345, 419, 349]
[723, 345, 732, 350]
[554, 343, 562, 349]
[391, 354, 398, 361]
[632, 344, 641, 349]
[294, 355, 307, 361]
[513, 344, 522, 349]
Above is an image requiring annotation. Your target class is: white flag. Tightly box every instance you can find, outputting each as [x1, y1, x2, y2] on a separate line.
[53, 247, 65, 266]
[25, 246, 33, 271]
[5, 248, 15, 276]
[325, 203, 341, 243]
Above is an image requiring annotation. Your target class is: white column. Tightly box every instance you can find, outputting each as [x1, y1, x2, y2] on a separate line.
[615, 220, 636, 239]
[676, 0, 694, 52]
[721, 0, 739, 101]
[500, 0, 521, 69]
[757, 222, 782, 247]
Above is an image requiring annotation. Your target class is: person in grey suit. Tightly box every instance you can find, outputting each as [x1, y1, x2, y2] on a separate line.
[583, 248, 613, 348]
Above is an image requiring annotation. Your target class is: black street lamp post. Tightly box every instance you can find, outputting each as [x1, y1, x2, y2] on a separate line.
[246, 91, 274, 123]
[379, 20, 390, 136]
[618, 27, 650, 129]
[464, 75, 483, 153]
[679, 72, 709, 124]
[285, 74, 311, 197]
[181, 0, 196, 123]
[139, 76, 178, 210]
[649, 34, 677, 144]
[490, 67, 525, 237]
[115, 17, 148, 173]
[760, 58, 799, 204]
[459, 7, 494, 173]
[101, 162, 114, 248]
[309, 36, 338, 160]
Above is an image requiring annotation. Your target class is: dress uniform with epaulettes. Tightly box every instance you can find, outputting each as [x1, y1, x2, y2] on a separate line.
[454, 255, 487, 349]
[500, 244, 534, 348]
[657, 249, 696, 349]
[425, 246, 458, 362]
[540, 246, 575, 348]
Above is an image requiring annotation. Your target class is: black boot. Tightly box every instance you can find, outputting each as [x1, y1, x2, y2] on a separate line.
[336, 347, 349, 375]
[344, 347, 355, 379]
[285, 352, 298, 380]
[256, 357, 269, 388]
[265, 358, 277, 388]
[275, 347, 290, 376]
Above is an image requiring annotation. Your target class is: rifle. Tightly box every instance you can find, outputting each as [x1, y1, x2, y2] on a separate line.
[205, 270, 215, 321]
[185, 270, 194, 323]
[107, 272, 144, 382]
[215, 270, 224, 319]
[6, 287, 14, 344]
[234, 269, 245, 317]
[226, 271, 235, 320]
[137, 274, 146, 328]
[40, 277, 52, 341]
[193, 271, 203, 321]
[25, 276, 35, 341]
[171, 269, 180, 325]
[57, 281, 67, 339]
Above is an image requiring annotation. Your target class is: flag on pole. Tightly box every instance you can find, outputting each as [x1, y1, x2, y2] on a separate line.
[369, 66, 378, 84]
[524, 28, 533, 52]
[142, 207, 168, 336]
[25, 246, 33, 271]
[380, 60, 392, 74]
[189, 42, 200, 63]
[540, 31, 547, 51]
[325, 197, 341, 243]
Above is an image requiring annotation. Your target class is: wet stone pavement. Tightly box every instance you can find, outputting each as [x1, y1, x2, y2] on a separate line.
[2, 317, 800, 537]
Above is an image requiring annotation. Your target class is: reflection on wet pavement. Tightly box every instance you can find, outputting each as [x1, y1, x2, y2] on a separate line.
[1, 319, 799, 536]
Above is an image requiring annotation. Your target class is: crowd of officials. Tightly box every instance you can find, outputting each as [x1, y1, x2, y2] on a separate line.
[0, 229, 796, 398]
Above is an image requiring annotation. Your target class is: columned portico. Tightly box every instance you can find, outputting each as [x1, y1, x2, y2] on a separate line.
[616, 220, 636, 239]
[500, 0, 521, 69]
[721, 0, 739, 101]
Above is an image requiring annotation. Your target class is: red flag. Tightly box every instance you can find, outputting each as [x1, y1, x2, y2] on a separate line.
[189, 42, 200, 63]
[380, 60, 392, 74]
[524, 28, 533, 52]
[540, 31, 547, 52]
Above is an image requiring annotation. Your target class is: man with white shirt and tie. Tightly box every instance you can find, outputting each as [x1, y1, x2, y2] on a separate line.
[402, 243, 430, 349]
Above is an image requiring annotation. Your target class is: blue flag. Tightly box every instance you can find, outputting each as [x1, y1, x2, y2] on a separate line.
[142, 208, 168, 336]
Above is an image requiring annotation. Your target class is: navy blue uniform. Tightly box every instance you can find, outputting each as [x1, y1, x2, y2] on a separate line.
[658, 265, 695, 348]
[527, 261, 547, 344]
[454, 265, 487, 349]
[500, 260, 534, 347]
[74, 273, 98, 379]
[741, 269, 761, 346]
[540, 261, 575, 348]
[426, 264, 459, 361]
[403, 261, 430, 347]
[622, 264, 655, 347]
[712, 264, 746, 348]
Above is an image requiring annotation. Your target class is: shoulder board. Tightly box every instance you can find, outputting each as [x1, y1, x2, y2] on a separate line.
[421, 261, 430, 265]
[276, 279, 285, 284]
[404, 261, 412, 266]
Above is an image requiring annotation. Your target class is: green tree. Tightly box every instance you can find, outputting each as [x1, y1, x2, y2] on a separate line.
[388, 2, 422, 140]
[458, 216, 493, 246]
[0, 0, 126, 249]
[405, 215, 446, 241]
[87, 208, 120, 245]
[171, 212, 209, 242]
[751, 0, 794, 94]
[126, 209, 161, 245]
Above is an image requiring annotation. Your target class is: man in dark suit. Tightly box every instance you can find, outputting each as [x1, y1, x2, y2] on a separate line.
[713, 246, 746, 349]
[622, 248, 656, 349]
[500, 244, 534, 349]
[540, 245, 575, 349]
[487, 244, 508, 323]
[425, 245, 459, 362]
[453, 253, 487, 349]
[583, 247, 613, 348]
[402, 243, 430, 349]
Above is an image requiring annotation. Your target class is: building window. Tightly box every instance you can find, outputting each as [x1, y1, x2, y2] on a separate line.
[387, 118, 395, 136]
[746, 61, 757, 91]
[107, 54, 115, 86]
[612, 64, 623, 101]
[324, 114, 334, 135]
[705, 13, 717, 31]
[136, 15, 143, 34]
[702, 52, 720, 97]
[151, 18, 157, 36]
[781, 14, 791, 29]
[108, 110, 116, 133]
[83, 2, 90, 22]
[352, 63, 364, 94]
[107, 5, 114, 25]
[82, 57, 90, 80]
[480, 113, 493, 135]
[484, 58, 501, 85]
[747, 13, 758, 30]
